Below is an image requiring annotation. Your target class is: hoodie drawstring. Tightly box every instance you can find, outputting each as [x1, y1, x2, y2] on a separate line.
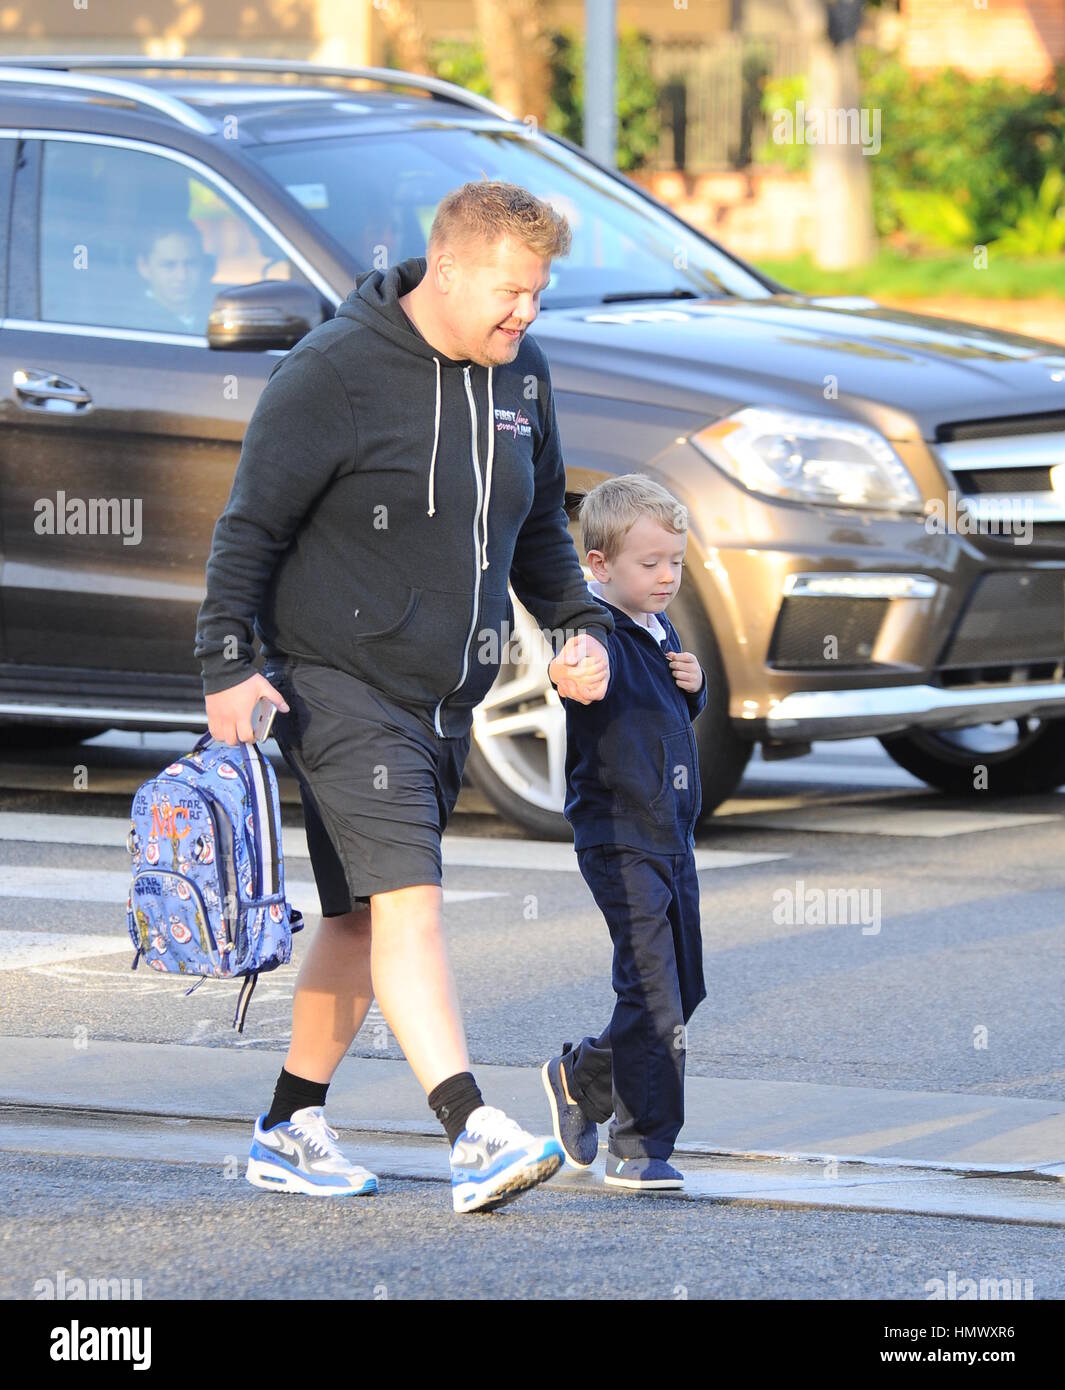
[480, 366, 494, 571]
[427, 355, 441, 517]
[427, 357, 495, 572]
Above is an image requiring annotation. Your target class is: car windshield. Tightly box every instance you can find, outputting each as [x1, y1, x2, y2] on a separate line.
[246, 124, 774, 307]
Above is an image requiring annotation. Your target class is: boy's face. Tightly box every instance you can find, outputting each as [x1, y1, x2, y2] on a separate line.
[587, 515, 687, 620]
[137, 233, 204, 313]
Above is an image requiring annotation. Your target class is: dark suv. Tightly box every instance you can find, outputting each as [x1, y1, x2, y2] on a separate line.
[4, 55, 1065, 837]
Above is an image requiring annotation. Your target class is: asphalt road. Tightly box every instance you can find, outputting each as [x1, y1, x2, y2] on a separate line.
[1, 731, 1063, 1300]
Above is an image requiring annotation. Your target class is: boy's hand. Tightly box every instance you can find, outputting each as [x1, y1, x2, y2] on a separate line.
[549, 633, 609, 704]
[667, 650, 704, 694]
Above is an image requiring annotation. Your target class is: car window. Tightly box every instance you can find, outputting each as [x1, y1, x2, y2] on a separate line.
[38, 139, 312, 334]
[247, 125, 773, 307]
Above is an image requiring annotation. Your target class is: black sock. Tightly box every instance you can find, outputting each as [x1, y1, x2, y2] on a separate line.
[263, 1067, 330, 1130]
[428, 1071, 484, 1147]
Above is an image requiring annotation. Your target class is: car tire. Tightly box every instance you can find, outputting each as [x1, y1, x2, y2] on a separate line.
[879, 717, 1065, 795]
[466, 579, 752, 840]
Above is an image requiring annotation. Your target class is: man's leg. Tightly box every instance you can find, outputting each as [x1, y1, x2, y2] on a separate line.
[283, 904, 374, 1083]
[368, 882, 469, 1093]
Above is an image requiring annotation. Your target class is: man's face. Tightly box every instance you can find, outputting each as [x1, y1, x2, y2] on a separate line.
[434, 236, 552, 367]
[137, 233, 204, 312]
[590, 516, 688, 618]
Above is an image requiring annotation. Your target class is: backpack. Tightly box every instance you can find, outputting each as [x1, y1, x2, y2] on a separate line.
[125, 731, 304, 1031]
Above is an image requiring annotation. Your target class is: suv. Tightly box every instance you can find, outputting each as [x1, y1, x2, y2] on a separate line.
[3, 55, 1065, 837]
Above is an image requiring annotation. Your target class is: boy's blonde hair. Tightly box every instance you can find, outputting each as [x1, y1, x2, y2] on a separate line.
[427, 180, 572, 262]
[579, 473, 689, 563]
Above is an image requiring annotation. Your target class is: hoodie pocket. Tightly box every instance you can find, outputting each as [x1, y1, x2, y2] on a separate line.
[351, 586, 422, 643]
[647, 728, 698, 828]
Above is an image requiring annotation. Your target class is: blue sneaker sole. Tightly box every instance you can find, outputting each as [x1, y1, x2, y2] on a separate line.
[452, 1140, 563, 1213]
[246, 1155, 379, 1196]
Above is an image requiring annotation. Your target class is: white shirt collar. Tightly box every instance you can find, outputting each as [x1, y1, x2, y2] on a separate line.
[587, 577, 668, 643]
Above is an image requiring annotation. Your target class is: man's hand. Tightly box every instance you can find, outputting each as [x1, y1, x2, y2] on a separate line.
[549, 633, 610, 705]
[205, 674, 289, 747]
[666, 650, 704, 694]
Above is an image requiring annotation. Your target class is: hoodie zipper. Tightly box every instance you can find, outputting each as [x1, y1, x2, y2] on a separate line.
[433, 364, 485, 736]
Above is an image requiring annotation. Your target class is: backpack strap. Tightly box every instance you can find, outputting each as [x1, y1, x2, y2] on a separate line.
[233, 971, 258, 1033]
[239, 740, 279, 898]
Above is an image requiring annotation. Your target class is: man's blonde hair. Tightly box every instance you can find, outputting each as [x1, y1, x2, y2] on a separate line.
[579, 473, 689, 563]
[427, 180, 572, 262]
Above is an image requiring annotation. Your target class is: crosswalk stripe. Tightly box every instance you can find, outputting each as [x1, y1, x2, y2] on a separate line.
[732, 806, 1061, 837]
[0, 931, 134, 970]
[0, 813, 787, 871]
[0, 865, 503, 916]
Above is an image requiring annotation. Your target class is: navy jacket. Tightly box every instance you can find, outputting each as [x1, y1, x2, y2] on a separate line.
[560, 593, 707, 854]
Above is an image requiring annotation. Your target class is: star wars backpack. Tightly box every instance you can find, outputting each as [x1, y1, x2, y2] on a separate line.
[125, 731, 304, 1031]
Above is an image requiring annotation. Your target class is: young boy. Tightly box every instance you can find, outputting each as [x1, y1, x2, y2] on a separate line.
[543, 473, 708, 1190]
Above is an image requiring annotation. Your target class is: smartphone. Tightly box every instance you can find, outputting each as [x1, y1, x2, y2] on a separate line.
[250, 696, 278, 743]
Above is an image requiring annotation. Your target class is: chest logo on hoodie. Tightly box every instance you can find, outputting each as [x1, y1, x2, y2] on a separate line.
[494, 406, 532, 439]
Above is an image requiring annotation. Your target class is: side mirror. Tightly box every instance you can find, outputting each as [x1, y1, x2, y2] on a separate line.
[206, 281, 330, 351]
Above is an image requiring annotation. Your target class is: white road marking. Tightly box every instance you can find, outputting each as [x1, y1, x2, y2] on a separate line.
[0, 813, 787, 870]
[732, 806, 1061, 837]
[0, 931, 135, 970]
[0, 865, 501, 912]
[439, 837, 786, 872]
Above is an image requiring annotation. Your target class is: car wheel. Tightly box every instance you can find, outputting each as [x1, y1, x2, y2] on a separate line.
[0, 722, 112, 749]
[879, 717, 1065, 795]
[466, 582, 753, 839]
[466, 592, 572, 839]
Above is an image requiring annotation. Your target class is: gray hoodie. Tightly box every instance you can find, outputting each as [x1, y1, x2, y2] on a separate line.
[194, 255, 614, 737]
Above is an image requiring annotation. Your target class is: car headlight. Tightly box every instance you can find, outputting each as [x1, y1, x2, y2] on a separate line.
[690, 407, 923, 513]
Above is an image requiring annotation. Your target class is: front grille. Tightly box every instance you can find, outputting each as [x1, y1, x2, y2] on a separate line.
[936, 426, 1065, 548]
[769, 597, 887, 667]
[961, 466, 1050, 494]
[939, 571, 1065, 668]
[936, 411, 1065, 443]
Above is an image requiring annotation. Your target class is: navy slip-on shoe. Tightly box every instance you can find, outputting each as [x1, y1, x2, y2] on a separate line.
[603, 1156, 685, 1190]
[541, 1043, 599, 1169]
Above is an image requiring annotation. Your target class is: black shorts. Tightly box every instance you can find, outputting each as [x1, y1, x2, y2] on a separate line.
[262, 655, 471, 915]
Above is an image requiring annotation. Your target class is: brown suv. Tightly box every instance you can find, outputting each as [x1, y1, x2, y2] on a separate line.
[3, 55, 1065, 837]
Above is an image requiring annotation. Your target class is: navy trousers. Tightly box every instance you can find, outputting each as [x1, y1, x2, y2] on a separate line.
[566, 844, 706, 1160]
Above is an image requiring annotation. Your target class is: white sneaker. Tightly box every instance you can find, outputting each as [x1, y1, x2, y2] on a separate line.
[450, 1105, 563, 1213]
[246, 1105, 379, 1196]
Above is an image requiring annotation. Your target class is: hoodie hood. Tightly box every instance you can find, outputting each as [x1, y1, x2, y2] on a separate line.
[336, 256, 496, 562]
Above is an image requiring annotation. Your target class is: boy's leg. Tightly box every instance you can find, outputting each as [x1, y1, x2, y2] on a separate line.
[562, 848, 619, 1125]
[672, 847, 707, 1027]
[589, 847, 688, 1160]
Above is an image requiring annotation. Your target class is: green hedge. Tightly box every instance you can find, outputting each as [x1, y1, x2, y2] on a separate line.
[758, 50, 1065, 251]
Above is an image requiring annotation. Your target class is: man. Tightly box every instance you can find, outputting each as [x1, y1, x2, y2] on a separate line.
[195, 180, 613, 1213]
